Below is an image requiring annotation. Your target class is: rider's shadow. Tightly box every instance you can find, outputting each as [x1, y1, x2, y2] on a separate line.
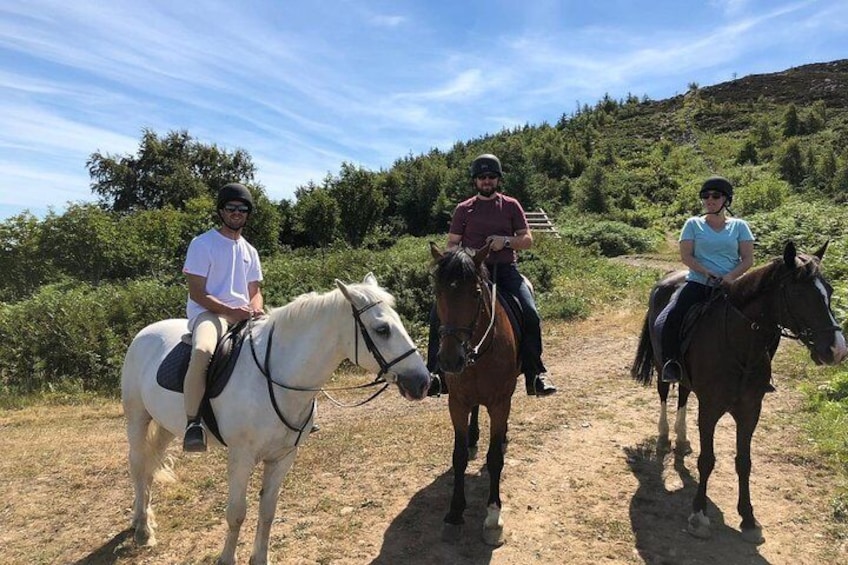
[625, 439, 770, 564]
[371, 462, 496, 565]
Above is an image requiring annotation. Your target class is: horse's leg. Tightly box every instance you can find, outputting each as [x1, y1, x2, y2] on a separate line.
[442, 399, 471, 542]
[218, 450, 256, 565]
[126, 409, 174, 546]
[675, 385, 692, 454]
[250, 449, 298, 565]
[657, 380, 671, 446]
[468, 405, 480, 460]
[732, 396, 765, 544]
[688, 409, 721, 539]
[482, 399, 511, 547]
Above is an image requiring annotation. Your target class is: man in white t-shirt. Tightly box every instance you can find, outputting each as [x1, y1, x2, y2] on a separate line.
[181, 183, 264, 452]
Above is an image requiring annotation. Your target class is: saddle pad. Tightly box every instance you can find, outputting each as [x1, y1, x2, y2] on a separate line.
[156, 341, 192, 393]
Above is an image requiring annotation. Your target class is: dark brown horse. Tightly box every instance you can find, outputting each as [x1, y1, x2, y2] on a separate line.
[430, 242, 521, 546]
[631, 241, 847, 543]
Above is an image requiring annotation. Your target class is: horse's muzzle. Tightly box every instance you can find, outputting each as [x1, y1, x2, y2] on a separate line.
[396, 369, 431, 400]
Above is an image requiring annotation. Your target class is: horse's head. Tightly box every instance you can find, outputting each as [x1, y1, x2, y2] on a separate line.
[336, 273, 431, 400]
[772, 241, 847, 365]
[430, 242, 491, 373]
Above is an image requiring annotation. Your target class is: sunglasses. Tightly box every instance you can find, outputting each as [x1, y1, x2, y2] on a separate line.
[223, 204, 250, 213]
[700, 191, 724, 200]
[475, 173, 500, 180]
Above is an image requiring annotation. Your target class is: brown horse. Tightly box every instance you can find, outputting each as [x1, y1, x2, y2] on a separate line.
[631, 241, 847, 543]
[430, 242, 521, 546]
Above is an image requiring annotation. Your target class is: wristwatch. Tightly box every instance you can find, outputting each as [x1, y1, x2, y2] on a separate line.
[504, 237, 511, 248]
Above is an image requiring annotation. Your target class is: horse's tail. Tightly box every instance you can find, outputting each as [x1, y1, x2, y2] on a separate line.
[147, 421, 176, 483]
[127, 415, 176, 484]
[630, 314, 655, 386]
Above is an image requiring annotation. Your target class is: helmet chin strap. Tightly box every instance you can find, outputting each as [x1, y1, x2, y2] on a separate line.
[706, 205, 734, 216]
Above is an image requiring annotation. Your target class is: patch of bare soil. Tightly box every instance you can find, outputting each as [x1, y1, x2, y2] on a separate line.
[1, 300, 846, 564]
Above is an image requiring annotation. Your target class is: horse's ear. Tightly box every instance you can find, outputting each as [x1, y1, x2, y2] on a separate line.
[783, 241, 797, 268]
[429, 241, 443, 261]
[336, 279, 356, 304]
[363, 272, 378, 286]
[474, 241, 491, 268]
[814, 240, 829, 260]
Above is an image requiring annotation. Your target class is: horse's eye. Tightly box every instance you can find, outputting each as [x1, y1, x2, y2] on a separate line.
[375, 324, 390, 337]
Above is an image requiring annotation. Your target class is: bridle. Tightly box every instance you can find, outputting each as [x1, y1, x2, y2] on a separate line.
[247, 300, 418, 444]
[437, 264, 499, 370]
[735, 270, 841, 352]
[774, 274, 841, 351]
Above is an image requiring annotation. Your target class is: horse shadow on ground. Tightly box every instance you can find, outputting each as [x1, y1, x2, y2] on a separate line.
[371, 461, 497, 565]
[625, 438, 770, 565]
[69, 529, 138, 565]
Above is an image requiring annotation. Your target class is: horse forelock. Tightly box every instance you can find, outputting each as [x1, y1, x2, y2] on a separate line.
[433, 248, 487, 293]
[267, 283, 395, 329]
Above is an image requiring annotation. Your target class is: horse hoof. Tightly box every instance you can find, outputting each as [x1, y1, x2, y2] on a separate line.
[441, 522, 463, 543]
[468, 445, 478, 460]
[482, 525, 505, 546]
[675, 440, 692, 455]
[133, 528, 156, 547]
[741, 525, 764, 544]
[687, 511, 711, 539]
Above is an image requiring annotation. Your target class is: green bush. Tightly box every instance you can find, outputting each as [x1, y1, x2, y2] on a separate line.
[0, 280, 183, 394]
[558, 219, 659, 257]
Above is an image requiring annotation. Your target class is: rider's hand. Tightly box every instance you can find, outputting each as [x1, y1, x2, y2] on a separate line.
[228, 305, 253, 323]
[486, 235, 506, 252]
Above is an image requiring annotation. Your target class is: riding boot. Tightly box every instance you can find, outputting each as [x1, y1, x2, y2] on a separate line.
[661, 359, 682, 384]
[526, 373, 556, 396]
[183, 417, 207, 452]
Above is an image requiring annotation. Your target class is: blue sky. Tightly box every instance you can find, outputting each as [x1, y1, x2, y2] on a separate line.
[1, 0, 846, 220]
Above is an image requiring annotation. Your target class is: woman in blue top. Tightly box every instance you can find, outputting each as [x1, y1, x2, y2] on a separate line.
[659, 176, 755, 383]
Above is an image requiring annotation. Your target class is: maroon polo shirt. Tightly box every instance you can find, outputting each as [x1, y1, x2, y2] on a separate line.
[449, 193, 529, 264]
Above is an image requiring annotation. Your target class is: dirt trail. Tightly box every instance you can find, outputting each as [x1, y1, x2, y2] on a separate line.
[1, 297, 846, 564]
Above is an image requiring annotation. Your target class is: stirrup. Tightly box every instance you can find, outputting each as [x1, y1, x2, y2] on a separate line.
[427, 374, 446, 396]
[661, 359, 682, 383]
[183, 421, 207, 452]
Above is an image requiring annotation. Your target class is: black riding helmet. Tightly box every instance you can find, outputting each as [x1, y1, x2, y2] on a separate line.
[470, 154, 503, 178]
[699, 176, 733, 206]
[217, 182, 254, 212]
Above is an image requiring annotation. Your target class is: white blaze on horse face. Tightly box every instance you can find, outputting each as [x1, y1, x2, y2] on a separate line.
[814, 278, 848, 363]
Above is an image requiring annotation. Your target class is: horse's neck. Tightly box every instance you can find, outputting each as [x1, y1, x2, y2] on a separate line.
[265, 303, 350, 389]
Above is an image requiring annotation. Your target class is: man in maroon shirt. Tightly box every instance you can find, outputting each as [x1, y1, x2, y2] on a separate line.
[427, 153, 557, 396]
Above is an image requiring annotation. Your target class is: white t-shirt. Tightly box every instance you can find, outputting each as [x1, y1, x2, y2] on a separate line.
[182, 229, 263, 328]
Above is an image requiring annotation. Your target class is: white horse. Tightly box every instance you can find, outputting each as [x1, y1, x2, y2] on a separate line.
[121, 273, 430, 565]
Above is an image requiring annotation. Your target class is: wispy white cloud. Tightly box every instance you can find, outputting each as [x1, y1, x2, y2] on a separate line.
[0, 0, 845, 220]
[370, 14, 407, 27]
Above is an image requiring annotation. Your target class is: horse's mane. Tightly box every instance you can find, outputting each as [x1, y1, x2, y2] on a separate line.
[266, 282, 395, 327]
[729, 252, 821, 305]
[433, 248, 489, 293]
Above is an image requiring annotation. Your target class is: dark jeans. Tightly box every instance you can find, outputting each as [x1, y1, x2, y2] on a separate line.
[657, 281, 713, 363]
[427, 262, 546, 376]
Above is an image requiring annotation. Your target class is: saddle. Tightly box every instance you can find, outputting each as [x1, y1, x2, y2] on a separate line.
[156, 320, 251, 446]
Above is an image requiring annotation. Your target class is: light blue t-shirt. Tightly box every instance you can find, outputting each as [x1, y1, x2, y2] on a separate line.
[680, 216, 754, 284]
